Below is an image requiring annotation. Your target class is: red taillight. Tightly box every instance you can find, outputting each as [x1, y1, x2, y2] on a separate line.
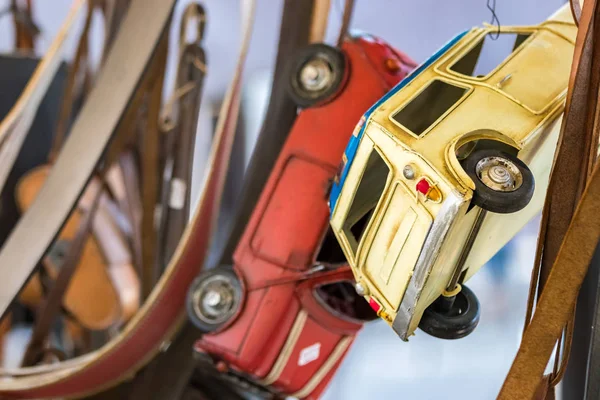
[416, 178, 431, 195]
[368, 297, 381, 313]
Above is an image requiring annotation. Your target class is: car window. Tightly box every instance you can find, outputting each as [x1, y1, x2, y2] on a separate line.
[342, 148, 389, 256]
[314, 281, 377, 322]
[449, 32, 532, 78]
[391, 79, 468, 137]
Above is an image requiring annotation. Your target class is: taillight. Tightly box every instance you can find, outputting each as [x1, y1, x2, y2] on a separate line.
[416, 177, 442, 203]
[368, 297, 381, 313]
[416, 178, 430, 195]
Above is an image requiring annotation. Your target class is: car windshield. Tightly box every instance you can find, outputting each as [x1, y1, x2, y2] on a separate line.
[342, 147, 390, 257]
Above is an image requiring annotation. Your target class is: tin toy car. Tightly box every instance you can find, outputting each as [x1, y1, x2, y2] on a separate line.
[186, 35, 415, 398]
[328, 4, 576, 341]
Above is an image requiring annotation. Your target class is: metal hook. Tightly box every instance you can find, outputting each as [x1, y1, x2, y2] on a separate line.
[179, 3, 206, 49]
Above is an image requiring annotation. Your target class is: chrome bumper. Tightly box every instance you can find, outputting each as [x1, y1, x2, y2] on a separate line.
[391, 193, 464, 341]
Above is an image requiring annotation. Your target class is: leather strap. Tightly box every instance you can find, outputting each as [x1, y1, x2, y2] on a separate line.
[310, 0, 330, 43]
[21, 181, 102, 367]
[140, 30, 169, 299]
[11, 0, 38, 51]
[500, 1, 600, 398]
[100, 0, 132, 66]
[571, 0, 582, 26]
[337, 0, 355, 47]
[159, 4, 207, 272]
[500, 139, 600, 399]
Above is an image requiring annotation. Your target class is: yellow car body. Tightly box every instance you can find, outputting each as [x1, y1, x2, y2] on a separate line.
[328, 4, 576, 340]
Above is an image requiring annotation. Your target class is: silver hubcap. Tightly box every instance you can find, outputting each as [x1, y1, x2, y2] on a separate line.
[192, 274, 238, 325]
[299, 57, 333, 92]
[476, 156, 523, 192]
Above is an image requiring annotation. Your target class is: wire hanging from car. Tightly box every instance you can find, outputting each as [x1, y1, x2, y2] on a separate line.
[487, 0, 501, 40]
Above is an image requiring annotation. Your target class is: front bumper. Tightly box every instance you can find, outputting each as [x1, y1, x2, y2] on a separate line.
[391, 192, 464, 341]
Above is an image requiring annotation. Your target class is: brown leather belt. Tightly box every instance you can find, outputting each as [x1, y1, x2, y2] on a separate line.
[158, 3, 207, 275]
[11, 0, 38, 52]
[140, 29, 169, 300]
[500, 0, 600, 398]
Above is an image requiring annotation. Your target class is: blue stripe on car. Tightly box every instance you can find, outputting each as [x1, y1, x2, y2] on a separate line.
[328, 29, 469, 216]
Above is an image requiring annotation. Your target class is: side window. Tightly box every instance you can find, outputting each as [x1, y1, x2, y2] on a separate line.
[342, 148, 390, 255]
[391, 79, 468, 137]
[450, 32, 532, 78]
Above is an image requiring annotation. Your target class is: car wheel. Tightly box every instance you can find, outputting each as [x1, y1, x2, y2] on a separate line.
[418, 285, 480, 340]
[286, 43, 347, 108]
[462, 148, 534, 213]
[187, 266, 243, 333]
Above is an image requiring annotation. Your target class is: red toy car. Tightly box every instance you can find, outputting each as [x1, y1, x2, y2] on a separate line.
[187, 35, 416, 399]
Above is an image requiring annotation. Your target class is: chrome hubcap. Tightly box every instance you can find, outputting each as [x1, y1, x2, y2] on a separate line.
[192, 274, 238, 325]
[299, 57, 333, 92]
[476, 156, 523, 192]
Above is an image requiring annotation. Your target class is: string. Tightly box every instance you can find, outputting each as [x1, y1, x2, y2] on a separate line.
[487, 0, 501, 40]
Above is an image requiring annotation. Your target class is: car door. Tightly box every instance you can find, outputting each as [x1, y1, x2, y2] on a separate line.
[250, 156, 334, 271]
[359, 180, 433, 311]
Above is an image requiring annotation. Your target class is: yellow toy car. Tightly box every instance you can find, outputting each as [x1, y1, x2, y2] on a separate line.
[328, 4, 576, 341]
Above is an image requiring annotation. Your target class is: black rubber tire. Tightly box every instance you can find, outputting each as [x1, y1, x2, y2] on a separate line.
[286, 43, 347, 108]
[462, 148, 534, 214]
[186, 266, 243, 334]
[418, 285, 480, 340]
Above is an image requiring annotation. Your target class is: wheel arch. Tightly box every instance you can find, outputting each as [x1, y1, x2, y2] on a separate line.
[445, 129, 521, 191]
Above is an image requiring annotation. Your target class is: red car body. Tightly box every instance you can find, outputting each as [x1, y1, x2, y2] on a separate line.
[193, 35, 415, 399]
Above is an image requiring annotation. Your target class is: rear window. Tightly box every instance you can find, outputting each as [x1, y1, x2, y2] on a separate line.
[450, 32, 532, 78]
[342, 148, 389, 256]
[391, 79, 468, 137]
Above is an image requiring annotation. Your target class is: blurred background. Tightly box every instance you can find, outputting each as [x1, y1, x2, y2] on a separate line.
[0, 0, 566, 398]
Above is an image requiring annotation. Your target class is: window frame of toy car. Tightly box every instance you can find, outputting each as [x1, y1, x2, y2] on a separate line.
[438, 26, 538, 83]
[387, 76, 473, 140]
[435, 24, 574, 116]
[338, 142, 395, 266]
